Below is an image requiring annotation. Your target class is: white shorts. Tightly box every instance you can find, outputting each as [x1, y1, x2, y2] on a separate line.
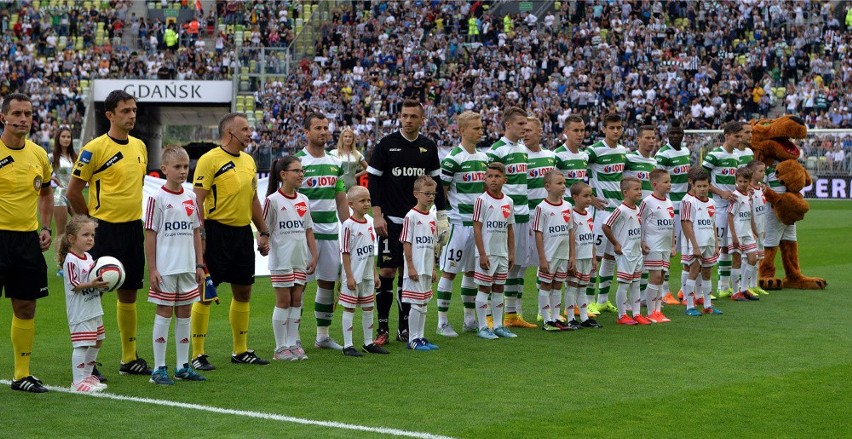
[54, 188, 69, 207]
[401, 275, 433, 305]
[730, 235, 758, 254]
[270, 268, 307, 288]
[571, 258, 594, 284]
[714, 206, 732, 251]
[644, 251, 672, 271]
[538, 258, 569, 284]
[615, 254, 643, 283]
[764, 209, 797, 247]
[439, 223, 476, 274]
[681, 245, 719, 268]
[148, 272, 200, 306]
[474, 255, 509, 286]
[69, 316, 105, 348]
[339, 280, 375, 308]
[309, 239, 341, 282]
[513, 221, 532, 268]
[593, 207, 615, 257]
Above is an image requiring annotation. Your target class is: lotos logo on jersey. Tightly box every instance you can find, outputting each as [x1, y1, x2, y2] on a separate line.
[529, 166, 555, 178]
[506, 163, 527, 175]
[564, 169, 587, 180]
[602, 163, 625, 173]
[636, 171, 649, 180]
[182, 199, 195, 217]
[668, 206, 675, 218]
[562, 209, 572, 223]
[294, 201, 308, 217]
[671, 164, 690, 175]
[305, 176, 337, 187]
[720, 168, 736, 176]
[462, 171, 486, 182]
[392, 167, 425, 177]
[501, 205, 511, 218]
[707, 205, 716, 217]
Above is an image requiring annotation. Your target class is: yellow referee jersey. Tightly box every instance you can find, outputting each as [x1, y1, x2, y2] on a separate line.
[0, 139, 53, 231]
[72, 134, 147, 223]
[193, 146, 257, 227]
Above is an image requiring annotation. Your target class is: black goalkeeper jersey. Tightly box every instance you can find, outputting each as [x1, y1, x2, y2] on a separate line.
[367, 131, 446, 223]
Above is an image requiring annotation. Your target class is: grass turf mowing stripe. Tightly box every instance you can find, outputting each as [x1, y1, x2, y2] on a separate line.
[0, 380, 455, 439]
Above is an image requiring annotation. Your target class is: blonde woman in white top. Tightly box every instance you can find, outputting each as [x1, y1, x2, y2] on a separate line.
[329, 128, 368, 191]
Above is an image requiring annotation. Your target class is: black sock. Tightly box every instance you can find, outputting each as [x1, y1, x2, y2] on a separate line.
[376, 276, 394, 333]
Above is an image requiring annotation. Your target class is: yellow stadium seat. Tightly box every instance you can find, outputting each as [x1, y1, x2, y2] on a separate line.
[254, 110, 263, 120]
[235, 103, 245, 113]
[245, 99, 254, 111]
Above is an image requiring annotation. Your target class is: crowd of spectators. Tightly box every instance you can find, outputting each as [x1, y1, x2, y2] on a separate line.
[241, 0, 852, 169]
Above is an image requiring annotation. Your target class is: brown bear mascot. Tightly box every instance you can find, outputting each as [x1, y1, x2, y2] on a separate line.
[750, 115, 827, 290]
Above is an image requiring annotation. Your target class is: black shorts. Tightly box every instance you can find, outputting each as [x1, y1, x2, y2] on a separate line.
[378, 220, 404, 269]
[0, 230, 48, 300]
[205, 220, 255, 286]
[90, 219, 145, 290]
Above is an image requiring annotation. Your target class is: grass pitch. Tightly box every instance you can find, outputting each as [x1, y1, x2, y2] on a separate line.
[0, 201, 849, 438]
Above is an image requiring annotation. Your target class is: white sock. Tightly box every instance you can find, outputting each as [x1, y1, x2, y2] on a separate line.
[630, 281, 642, 318]
[491, 292, 505, 327]
[286, 306, 302, 347]
[538, 289, 551, 322]
[504, 294, 517, 315]
[437, 277, 453, 326]
[153, 314, 171, 369]
[83, 345, 99, 378]
[702, 278, 712, 307]
[647, 284, 661, 315]
[72, 346, 88, 384]
[576, 286, 590, 321]
[681, 270, 689, 294]
[550, 289, 563, 322]
[315, 286, 334, 340]
[750, 261, 760, 288]
[597, 258, 615, 304]
[342, 311, 354, 348]
[461, 275, 476, 325]
[731, 267, 741, 293]
[616, 282, 630, 317]
[272, 306, 289, 350]
[175, 317, 190, 369]
[475, 291, 490, 330]
[743, 262, 755, 292]
[684, 279, 697, 309]
[408, 304, 422, 341]
[419, 305, 428, 340]
[564, 285, 576, 321]
[362, 310, 374, 346]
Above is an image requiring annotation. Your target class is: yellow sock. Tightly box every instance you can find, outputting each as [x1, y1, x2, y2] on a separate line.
[229, 299, 250, 354]
[191, 301, 211, 358]
[116, 302, 138, 363]
[11, 316, 35, 381]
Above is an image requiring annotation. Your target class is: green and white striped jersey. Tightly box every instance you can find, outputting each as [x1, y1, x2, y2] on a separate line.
[738, 146, 754, 166]
[554, 144, 589, 199]
[586, 141, 628, 211]
[766, 164, 786, 194]
[624, 151, 657, 198]
[488, 137, 529, 222]
[526, 147, 559, 210]
[655, 143, 692, 213]
[441, 145, 488, 226]
[295, 148, 346, 240]
[701, 146, 740, 207]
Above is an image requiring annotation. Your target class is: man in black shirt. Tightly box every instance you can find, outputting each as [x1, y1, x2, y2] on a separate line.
[367, 100, 448, 345]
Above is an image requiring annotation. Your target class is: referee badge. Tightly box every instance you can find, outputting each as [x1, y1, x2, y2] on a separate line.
[33, 176, 42, 191]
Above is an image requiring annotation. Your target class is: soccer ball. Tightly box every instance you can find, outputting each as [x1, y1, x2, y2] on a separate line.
[90, 256, 126, 292]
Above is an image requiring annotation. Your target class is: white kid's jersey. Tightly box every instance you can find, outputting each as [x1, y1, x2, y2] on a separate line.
[400, 208, 437, 275]
[263, 189, 314, 271]
[63, 251, 104, 325]
[680, 194, 716, 247]
[604, 203, 643, 259]
[572, 208, 596, 260]
[144, 187, 201, 275]
[728, 189, 754, 238]
[472, 191, 515, 258]
[639, 194, 675, 252]
[532, 199, 573, 261]
[751, 185, 768, 236]
[340, 217, 376, 284]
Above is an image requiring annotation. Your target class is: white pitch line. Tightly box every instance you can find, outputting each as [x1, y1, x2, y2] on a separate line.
[1, 380, 455, 439]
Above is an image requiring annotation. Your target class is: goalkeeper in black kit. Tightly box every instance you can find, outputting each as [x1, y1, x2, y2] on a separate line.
[366, 99, 448, 345]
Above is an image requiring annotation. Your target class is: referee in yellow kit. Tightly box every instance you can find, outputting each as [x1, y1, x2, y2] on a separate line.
[67, 90, 151, 378]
